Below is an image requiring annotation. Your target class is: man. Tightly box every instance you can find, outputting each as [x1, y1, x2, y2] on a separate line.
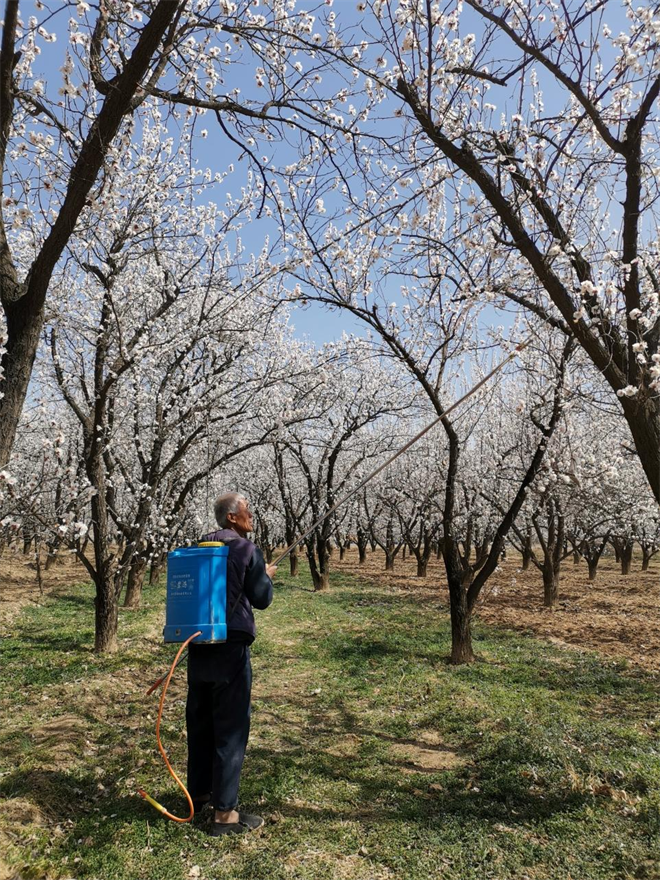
[186, 492, 276, 836]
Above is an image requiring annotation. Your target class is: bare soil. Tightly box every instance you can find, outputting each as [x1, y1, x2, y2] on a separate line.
[333, 547, 660, 671]
[0, 549, 89, 631]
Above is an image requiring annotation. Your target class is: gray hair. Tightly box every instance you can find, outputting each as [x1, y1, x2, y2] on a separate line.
[214, 492, 246, 527]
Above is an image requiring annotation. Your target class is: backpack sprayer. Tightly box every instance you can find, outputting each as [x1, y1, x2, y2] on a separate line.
[139, 341, 529, 822]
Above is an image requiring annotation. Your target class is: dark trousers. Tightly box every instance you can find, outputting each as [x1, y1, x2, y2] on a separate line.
[186, 641, 252, 811]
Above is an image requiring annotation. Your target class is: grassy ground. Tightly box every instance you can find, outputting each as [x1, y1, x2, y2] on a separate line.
[1, 566, 659, 880]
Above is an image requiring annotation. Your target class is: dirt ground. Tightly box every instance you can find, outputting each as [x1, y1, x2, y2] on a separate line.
[333, 547, 660, 672]
[0, 549, 90, 631]
[1, 544, 659, 670]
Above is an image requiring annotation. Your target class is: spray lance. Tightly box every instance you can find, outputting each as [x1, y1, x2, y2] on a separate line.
[139, 339, 529, 821]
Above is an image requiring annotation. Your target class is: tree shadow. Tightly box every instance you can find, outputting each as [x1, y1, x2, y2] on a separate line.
[0, 767, 143, 825]
[242, 730, 592, 829]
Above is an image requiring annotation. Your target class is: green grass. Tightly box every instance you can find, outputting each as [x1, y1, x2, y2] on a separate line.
[1, 566, 659, 880]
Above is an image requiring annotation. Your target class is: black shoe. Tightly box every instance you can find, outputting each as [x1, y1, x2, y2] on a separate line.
[238, 812, 265, 830]
[210, 813, 264, 837]
[192, 797, 211, 815]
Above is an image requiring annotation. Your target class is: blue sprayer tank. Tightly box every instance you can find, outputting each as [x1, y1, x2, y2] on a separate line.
[164, 543, 230, 643]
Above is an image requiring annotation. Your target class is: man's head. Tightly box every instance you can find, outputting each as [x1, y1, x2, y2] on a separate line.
[214, 492, 254, 537]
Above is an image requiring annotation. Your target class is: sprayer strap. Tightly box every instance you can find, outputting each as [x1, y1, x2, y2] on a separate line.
[227, 588, 243, 623]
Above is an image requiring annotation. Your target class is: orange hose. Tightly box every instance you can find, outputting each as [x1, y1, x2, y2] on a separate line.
[139, 631, 202, 823]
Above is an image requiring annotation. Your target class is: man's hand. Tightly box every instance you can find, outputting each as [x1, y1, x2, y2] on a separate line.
[266, 563, 278, 580]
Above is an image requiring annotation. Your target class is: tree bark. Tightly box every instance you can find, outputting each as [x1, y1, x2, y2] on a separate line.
[307, 538, 330, 591]
[356, 527, 368, 564]
[149, 552, 167, 585]
[640, 546, 656, 571]
[84, 429, 120, 652]
[0, 302, 45, 469]
[289, 551, 299, 577]
[448, 573, 475, 664]
[309, 556, 330, 591]
[94, 571, 119, 654]
[542, 564, 559, 607]
[620, 544, 633, 575]
[621, 386, 660, 506]
[521, 530, 533, 570]
[124, 555, 147, 608]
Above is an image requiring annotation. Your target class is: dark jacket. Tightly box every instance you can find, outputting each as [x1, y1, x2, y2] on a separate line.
[202, 528, 273, 643]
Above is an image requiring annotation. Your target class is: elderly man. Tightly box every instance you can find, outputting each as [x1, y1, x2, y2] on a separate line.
[186, 492, 276, 836]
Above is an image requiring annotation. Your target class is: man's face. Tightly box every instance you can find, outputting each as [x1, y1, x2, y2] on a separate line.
[228, 498, 253, 536]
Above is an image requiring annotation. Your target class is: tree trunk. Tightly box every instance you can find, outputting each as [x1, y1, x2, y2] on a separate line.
[315, 570, 330, 591]
[621, 397, 660, 506]
[641, 547, 653, 571]
[339, 545, 346, 561]
[85, 432, 120, 653]
[0, 301, 45, 468]
[309, 557, 330, 591]
[620, 543, 633, 575]
[34, 542, 44, 595]
[573, 549, 580, 565]
[448, 574, 475, 664]
[124, 555, 147, 608]
[289, 551, 299, 577]
[308, 540, 330, 591]
[521, 531, 532, 570]
[385, 549, 395, 571]
[356, 527, 368, 564]
[612, 538, 634, 575]
[307, 546, 320, 587]
[94, 572, 120, 653]
[542, 564, 559, 607]
[588, 558, 599, 581]
[149, 553, 167, 584]
[416, 557, 428, 578]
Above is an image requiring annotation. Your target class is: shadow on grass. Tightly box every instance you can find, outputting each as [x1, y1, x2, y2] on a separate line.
[0, 719, 591, 842]
[0, 767, 144, 824]
[242, 734, 592, 829]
